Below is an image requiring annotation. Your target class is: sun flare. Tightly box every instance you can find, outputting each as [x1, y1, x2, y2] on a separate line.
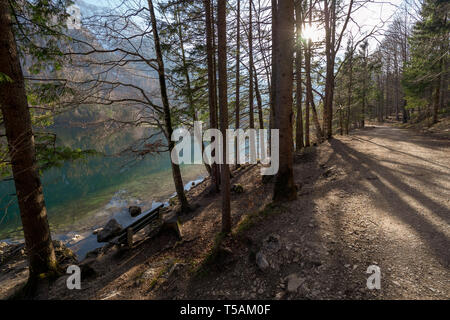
[301, 24, 324, 42]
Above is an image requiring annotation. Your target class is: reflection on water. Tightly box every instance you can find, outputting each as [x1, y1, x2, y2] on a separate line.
[0, 125, 206, 259]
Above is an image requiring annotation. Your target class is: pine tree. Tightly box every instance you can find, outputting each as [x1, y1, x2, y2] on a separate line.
[403, 0, 449, 123]
[0, 0, 72, 293]
[273, 0, 297, 202]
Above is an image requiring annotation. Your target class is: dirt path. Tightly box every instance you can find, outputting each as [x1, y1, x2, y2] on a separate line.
[312, 125, 450, 299]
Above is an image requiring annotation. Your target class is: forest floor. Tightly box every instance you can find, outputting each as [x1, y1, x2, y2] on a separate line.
[396, 115, 450, 139]
[1, 122, 449, 300]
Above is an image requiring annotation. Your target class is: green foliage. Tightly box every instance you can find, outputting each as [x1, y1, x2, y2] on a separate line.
[158, 1, 214, 127]
[0, 1, 98, 178]
[402, 0, 449, 107]
[336, 0, 448, 124]
[11, 0, 73, 75]
[0, 142, 9, 177]
[29, 108, 54, 127]
[36, 144, 99, 173]
[0, 72, 13, 84]
[0, 130, 99, 178]
[403, 95, 428, 111]
[27, 82, 73, 105]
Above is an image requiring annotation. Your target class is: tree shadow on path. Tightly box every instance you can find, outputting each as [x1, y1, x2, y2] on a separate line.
[330, 137, 450, 269]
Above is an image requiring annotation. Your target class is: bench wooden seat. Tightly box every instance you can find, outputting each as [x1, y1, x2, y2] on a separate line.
[111, 203, 164, 246]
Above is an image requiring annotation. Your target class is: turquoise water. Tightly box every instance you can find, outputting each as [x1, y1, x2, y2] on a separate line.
[0, 125, 206, 257]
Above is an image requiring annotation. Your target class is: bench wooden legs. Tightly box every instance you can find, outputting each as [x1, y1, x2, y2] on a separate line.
[162, 214, 183, 240]
[126, 227, 134, 248]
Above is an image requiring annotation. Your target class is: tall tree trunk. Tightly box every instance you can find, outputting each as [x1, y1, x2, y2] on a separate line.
[323, 0, 336, 139]
[295, 3, 304, 151]
[310, 98, 324, 141]
[217, 0, 231, 233]
[304, 91, 310, 145]
[273, 0, 297, 202]
[345, 107, 350, 135]
[304, 0, 314, 146]
[432, 83, 440, 124]
[304, 38, 322, 141]
[148, 0, 190, 213]
[377, 74, 383, 123]
[0, 0, 57, 285]
[304, 52, 310, 147]
[385, 57, 391, 120]
[346, 49, 353, 134]
[433, 43, 445, 125]
[235, 0, 241, 166]
[256, 0, 272, 99]
[174, 7, 211, 175]
[204, 0, 220, 192]
[400, 30, 409, 124]
[439, 40, 447, 112]
[253, 65, 264, 129]
[248, 0, 255, 129]
[394, 51, 400, 121]
[361, 47, 367, 128]
[211, 3, 219, 125]
[269, 0, 277, 148]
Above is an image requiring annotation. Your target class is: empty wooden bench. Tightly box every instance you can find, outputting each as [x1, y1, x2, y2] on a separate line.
[111, 203, 164, 246]
[111, 203, 182, 247]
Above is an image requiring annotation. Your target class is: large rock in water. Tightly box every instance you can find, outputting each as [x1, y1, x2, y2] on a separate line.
[128, 206, 142, 217]
[97, 219, 122, 242]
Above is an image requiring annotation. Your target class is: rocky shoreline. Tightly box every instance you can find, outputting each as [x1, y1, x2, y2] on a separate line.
[0, 176, 205, 260]
[0, 175, 207, 299]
